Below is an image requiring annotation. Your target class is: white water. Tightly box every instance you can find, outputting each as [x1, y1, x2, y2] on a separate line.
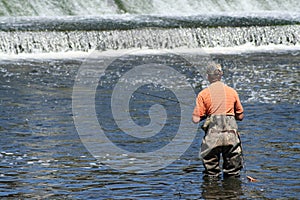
[1, 44, 300, 61]
[0, 0, 299, 16]
[148, 0, 300, 15]
[1, 24, 299, 54]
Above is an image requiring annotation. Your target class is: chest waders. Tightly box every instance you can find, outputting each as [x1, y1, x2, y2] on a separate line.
[200, 115, 243, 177]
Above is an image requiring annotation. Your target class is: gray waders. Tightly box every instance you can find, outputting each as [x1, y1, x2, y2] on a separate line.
[200, 115, 243, 177]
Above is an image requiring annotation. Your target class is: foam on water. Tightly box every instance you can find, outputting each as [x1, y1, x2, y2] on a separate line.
[1, 44, 300, 61]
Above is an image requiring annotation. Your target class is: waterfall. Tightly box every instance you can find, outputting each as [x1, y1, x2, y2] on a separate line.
[1, 0, 300, 54]
[0, 25, 299, 54]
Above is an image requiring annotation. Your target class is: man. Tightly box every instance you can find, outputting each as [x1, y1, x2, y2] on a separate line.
[192, 62, 244, 178]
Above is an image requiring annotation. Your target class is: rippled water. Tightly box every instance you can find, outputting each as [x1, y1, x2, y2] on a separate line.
[0, 51, 299, 199]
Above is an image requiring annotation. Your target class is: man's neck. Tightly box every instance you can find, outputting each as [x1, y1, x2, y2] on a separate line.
[209, 80, 221, 84]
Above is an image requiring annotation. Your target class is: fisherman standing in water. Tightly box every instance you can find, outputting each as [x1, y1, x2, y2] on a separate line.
[192, 62, 244, 178]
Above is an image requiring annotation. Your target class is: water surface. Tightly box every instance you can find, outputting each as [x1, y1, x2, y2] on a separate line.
[0, 51, 299, 199]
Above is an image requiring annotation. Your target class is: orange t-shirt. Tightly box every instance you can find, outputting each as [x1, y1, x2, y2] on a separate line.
[193, 81, 243, 118]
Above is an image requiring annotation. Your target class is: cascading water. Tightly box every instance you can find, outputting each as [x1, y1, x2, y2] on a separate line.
[1, 0, 300, 54]
[0, 25, 299, 54]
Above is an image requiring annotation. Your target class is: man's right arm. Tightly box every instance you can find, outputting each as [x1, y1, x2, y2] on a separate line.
[234, 90, 244, 121]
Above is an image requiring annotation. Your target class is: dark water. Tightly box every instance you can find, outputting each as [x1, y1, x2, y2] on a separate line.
[0, 51, 299, 199]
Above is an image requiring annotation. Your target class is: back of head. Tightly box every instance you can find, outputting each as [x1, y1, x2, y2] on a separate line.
[206, 62, 223, 82]
[206, 62, 223, 76]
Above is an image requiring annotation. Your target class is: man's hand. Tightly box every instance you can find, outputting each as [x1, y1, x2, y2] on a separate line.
[192, 115, 201, 124]
[235, 113, 244, 121]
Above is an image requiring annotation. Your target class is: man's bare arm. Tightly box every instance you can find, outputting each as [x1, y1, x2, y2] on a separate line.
[192, 115, 201, 124]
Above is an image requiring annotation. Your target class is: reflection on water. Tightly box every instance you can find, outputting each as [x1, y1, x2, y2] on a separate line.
[201, 177, 243, 199]
[0, 52, 299, 199]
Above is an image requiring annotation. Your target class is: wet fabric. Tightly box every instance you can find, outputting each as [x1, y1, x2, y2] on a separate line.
[200, 115, 243, 177]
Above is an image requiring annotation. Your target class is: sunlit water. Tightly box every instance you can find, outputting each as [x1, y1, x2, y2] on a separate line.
[0, 51, 299, 199]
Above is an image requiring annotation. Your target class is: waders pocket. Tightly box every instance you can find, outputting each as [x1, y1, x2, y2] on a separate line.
[201, 116, 211, 132]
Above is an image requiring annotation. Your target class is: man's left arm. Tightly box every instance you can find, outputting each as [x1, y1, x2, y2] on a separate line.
[192, 114, 201, 124]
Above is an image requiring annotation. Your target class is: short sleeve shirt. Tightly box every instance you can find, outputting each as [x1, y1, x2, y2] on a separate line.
[193, 81, 243, 118]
